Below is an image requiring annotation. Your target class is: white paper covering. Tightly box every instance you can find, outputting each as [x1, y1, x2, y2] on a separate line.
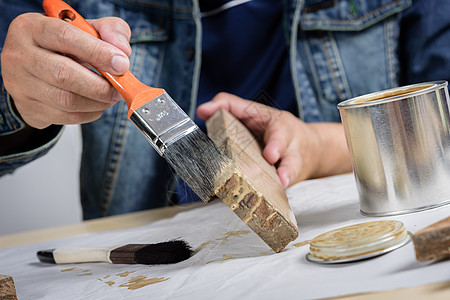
[0, 174, 449, 299]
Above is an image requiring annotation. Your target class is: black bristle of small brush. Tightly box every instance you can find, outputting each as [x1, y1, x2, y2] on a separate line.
[110, 240, 193, 265]
[163, 129, 232, 202]
[134, 240, 193, 264]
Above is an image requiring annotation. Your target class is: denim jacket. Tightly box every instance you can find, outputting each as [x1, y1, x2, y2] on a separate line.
[1, 0, 449, 219]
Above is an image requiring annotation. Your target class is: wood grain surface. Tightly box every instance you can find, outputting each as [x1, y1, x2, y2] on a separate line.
[206, 109, 299, 252]
[413, 216, 450, 261]
[0, 275, 17, 300]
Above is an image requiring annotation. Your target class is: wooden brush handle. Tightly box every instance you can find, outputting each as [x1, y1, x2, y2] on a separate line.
[42, 0, 164, 110]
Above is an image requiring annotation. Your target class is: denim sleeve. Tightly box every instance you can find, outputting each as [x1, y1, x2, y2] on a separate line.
[0, 0, 62, 176]
[0, 84, 63, 176]
[399, 0, 450, 84]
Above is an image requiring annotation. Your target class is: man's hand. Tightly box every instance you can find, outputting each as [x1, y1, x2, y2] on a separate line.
[197, 92, 352, 188]
[1, 13, 131, 129]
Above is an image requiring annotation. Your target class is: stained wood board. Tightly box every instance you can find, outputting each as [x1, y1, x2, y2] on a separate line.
[0, 275, 17, 300]
[413, 216, 450, 261]
[206, 109, 299, 252]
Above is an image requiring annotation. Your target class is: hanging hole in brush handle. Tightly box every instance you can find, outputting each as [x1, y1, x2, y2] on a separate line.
[58, 10, 76, 22]
[42, 0, 164, 111]
[43, 0, 100, 38]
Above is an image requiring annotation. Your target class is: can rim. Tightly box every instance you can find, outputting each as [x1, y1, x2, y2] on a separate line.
[337, 80, 448, 109]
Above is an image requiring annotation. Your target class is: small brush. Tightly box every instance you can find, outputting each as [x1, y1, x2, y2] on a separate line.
[37, 240, 193, 265]
[43, 0, 232, 202]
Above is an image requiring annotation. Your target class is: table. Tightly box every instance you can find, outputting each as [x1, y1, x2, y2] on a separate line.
[0, 174, 449, 299]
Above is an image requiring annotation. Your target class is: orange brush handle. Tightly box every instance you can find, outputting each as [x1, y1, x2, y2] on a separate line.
[42, 0, 164, 115]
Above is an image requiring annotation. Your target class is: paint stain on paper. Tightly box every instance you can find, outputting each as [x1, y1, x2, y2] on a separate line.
[217, 230, 251, 242]
[201, 230, 263, 265]
[218, 255, 235, 263]
[199, 230, 251, 251]
[104, 281, 115, 287]
[61, 268, 76, 272]
[199, 241, 212, 249]
[206, 255, 236, 265]
[98, 273, 169, 289]
[119, 276, 169, 290]
[117, 271, 136, 277]
[294, 240, 311, 247]
[60, 267, 92, 276]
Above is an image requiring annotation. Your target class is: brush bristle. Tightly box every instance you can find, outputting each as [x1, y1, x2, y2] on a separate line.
[110, 240, 193, 265]
[164, 128, 232, 202]
[135, 240, 193, 264]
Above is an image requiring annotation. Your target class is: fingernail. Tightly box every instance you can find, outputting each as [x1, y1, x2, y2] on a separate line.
[282, 175, 290, 188]
[112, 55, 129, 73]
[273, 149, 280, 162]
[112, 90, 122, 101]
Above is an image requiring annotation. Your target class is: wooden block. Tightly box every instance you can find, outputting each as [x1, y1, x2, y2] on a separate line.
[0, 275, 17, 300]
[413, 216, 450, 261]
[207, 109, 299, 252]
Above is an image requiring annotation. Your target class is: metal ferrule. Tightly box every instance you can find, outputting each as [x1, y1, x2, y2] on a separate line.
[130, 92, 198, 156]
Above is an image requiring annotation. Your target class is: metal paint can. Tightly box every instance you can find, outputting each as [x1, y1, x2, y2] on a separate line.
[338, 81, 450, 216]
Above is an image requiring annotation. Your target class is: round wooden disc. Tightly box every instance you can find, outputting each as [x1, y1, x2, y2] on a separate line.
[309, 220, 408, 261]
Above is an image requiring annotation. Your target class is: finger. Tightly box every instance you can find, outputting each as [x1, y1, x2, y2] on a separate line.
[276, 152, 302, 188]
[197, 92, 279, 133]
[263, 136, 285, 165]
[17, 97, 104, 129]
[24, 46, 119, 103]
[30, 78, 115, 113]
[262, 112, 305, 186]
[197, 92, 274, 119]
[196, 97, 225, 119]
[8, 67, 115, 113]
[89, 17, 132, 56]
[35, 15, 129, 75]
[61, 57, 123, 100]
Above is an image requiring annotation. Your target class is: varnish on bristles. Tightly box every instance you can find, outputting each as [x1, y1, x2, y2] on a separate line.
[164, 129, 232, 202]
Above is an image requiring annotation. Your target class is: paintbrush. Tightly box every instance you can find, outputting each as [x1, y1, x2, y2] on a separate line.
[37, 240, 193, 265]
[43, 0, 232, 202]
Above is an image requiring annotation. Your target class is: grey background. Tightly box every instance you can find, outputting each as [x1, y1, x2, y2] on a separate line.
[0, 125, 82, 236]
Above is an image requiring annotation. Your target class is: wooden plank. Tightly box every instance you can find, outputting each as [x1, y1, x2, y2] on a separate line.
[207, 109, 299, 252]
[0, 275, 17, 300]
[412, 216, 450, 261]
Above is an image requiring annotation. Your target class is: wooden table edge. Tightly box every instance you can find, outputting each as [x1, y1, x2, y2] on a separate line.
[0, 203, 202, 249]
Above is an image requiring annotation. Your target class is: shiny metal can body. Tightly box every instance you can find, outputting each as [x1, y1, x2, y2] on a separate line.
[338, 81, 450, 216]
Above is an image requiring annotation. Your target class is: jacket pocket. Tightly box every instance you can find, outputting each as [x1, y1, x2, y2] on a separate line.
[111, 0, 171, 43]
[300, 0, 411, 31]
[294, 0, 412, 122]
[76, 0, 172, 43]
